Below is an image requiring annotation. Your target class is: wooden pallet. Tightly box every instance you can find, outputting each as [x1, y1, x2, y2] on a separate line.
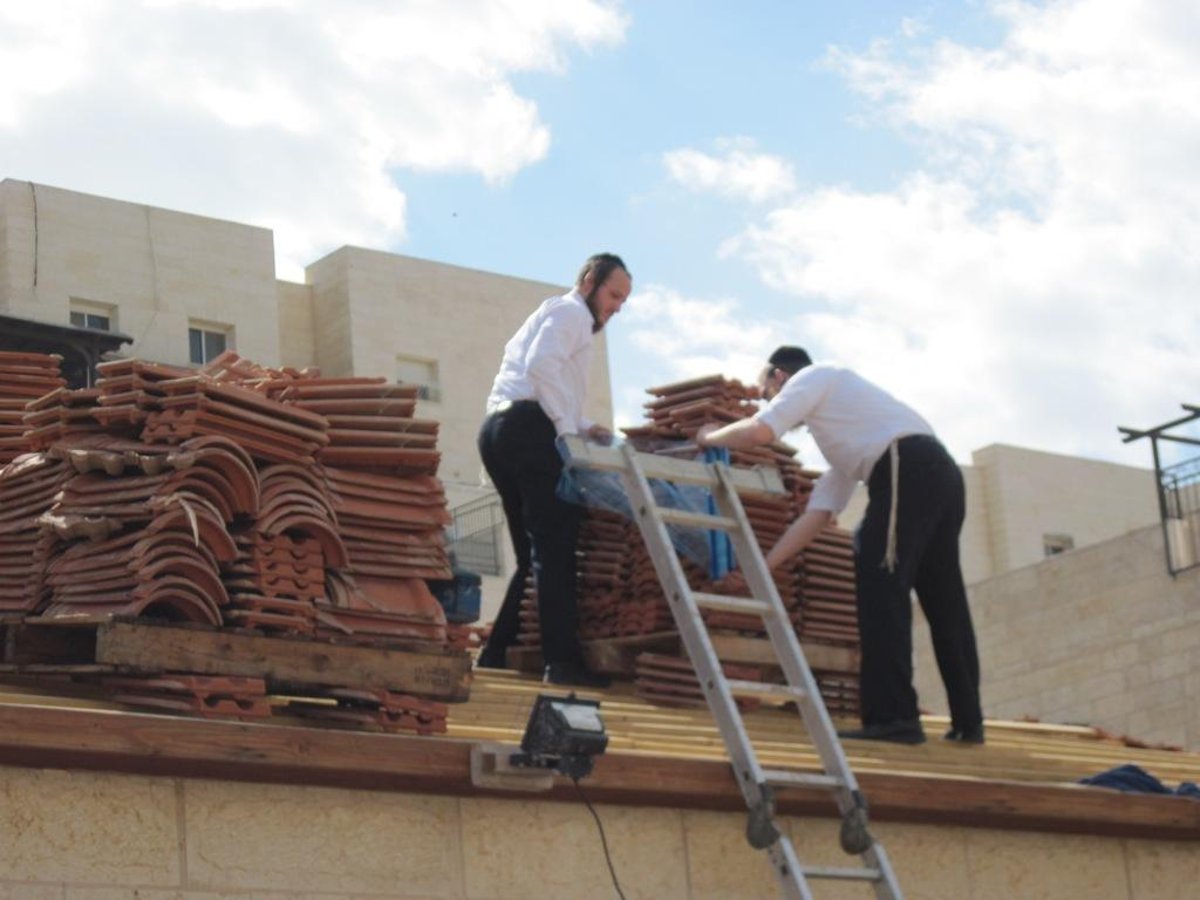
[0, 616, 470, 701]
[505, 629, 858, 678]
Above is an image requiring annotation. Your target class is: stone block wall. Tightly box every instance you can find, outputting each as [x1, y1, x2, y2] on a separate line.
[0, 765, 1196, 899]
[914, 523, 1200, 750]
[0, 179, 281, 367]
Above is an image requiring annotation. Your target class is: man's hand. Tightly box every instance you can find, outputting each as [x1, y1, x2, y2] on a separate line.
[695, 423, 721, 448]
[586, 424, 614, 446]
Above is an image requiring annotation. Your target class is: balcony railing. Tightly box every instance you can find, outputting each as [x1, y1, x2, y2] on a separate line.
[446, 492, 504, 577]
[1120, 403, 1200, 577]
[1161, 455, 1200, 575]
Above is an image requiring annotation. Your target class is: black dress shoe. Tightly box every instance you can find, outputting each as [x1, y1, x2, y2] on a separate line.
[543, 661, 611, 689]
[944, 724, 986, 744]
[837, 719, 926, 745]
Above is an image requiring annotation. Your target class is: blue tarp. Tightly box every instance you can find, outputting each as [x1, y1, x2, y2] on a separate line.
[1078, 763, 1200, 798]
[556, 438, 738, 578]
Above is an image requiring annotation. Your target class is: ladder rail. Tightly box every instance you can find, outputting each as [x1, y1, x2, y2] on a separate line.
[562, 437, 904, 899]
[616, 443, 772, 811]
[709, 464, 863, 816]
[711, 462, 903, 899]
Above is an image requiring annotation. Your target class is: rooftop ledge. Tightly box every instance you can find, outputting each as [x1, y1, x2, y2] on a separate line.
[0, 670, 1196, 842]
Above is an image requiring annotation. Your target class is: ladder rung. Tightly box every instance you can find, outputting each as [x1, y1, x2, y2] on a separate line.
[761, 770, 844, 791]
[693, 592, 771, 615]
[656, 507, 737, 531]
[724, 679, 807, 700]
[801, 866, 883, 882]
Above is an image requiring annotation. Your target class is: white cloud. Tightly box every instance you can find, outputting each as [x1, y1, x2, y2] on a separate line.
[663, 137, 797, 204]
[673, 0, 1200, 466]
[0, 0, 627, 278]
[622, 284, 778, 384]
[617, 284, 834, 465]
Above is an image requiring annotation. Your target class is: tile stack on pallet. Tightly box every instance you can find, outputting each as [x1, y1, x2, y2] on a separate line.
[0, 453, 71, 614]
[0, 350, 459, 734]
[0, 352, 66, 464]
[262, 375, 452, 646]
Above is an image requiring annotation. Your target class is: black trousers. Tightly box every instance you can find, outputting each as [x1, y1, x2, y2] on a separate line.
[478, 401, 584, 667]
[853, 434, 983, 732]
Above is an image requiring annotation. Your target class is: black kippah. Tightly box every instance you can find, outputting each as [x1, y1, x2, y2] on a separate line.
[767, 346, 812, 374]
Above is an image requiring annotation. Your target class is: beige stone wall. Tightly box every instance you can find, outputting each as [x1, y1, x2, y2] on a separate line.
[303, 247, 613, 491]
[0, 764, 1195, 899]
[971, 444, 1158, 577]
[0, 179, 281, 367]
[835, 443, 1155, 585]
[277, 279, 316, 371]
[914, 523, 1200, 750]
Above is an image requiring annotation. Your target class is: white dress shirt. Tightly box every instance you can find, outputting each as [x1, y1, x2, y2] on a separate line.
[755, 364, 934, 513]
[486, 289, 595, 437]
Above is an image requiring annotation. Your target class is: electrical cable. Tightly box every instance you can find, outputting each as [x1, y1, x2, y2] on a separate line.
[572, 776, 627, 900]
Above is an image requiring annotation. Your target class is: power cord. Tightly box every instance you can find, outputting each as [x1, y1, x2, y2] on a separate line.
[572, 776, 628, 900]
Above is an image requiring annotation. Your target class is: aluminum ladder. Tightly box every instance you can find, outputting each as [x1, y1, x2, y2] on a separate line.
[562, 436, 903, 900]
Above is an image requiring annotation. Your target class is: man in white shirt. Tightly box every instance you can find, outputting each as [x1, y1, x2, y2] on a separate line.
[476, 253, 631, 688]
[697, 346, 984, 745]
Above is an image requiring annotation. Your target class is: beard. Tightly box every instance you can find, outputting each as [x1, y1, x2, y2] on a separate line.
[583, 285, 604, 334]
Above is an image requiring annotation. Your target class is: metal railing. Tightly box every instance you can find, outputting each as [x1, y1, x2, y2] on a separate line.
[446, 492, 505, 576]
[1161, 455, 1200, 576]
[1120, 403, 1200, 577]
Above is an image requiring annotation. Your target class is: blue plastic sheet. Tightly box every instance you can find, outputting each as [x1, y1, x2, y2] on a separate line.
[556, 436, 726, 570]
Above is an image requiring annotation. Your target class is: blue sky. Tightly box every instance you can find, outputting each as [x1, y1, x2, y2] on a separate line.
[2, 0, 1197, 471]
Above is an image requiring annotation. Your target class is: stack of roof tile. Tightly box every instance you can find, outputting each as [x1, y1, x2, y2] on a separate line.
[576, 509, 636, 640]
[0, 347, 464, 732]
[0, 453, 71, 613]
[97, 674, 272, 720]
[634, 652, 765, 712]
[796, 529, 860, 646]
[222, 459, 345, 635]
[0, 352, 66, 464]
[282, 686, 448, 735]
[22, 387, 108, 452]
[512, 373, 863, 715]
[37, 435, 255, 624]
[143, 376, 329, 464]
[90, 359, 189, 434]
[247, 373, 451, 644]
[626, 374, 759, 440]
[266, 377, 440, 475]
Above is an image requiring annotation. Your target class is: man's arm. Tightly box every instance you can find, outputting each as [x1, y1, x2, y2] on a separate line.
[764, 508, 833, 570]
[525, 302, 589, 436]
[717, 508, 833, 595]
[696, 418, 775, 450]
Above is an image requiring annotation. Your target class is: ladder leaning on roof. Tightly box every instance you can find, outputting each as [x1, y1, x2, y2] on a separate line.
[561, 436, 904, 900]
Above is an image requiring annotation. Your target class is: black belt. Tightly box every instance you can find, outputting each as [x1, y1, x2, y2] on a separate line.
[489, 399, 540, 415]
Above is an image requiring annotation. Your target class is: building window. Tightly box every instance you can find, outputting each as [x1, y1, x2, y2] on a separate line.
[1043, 533, 1075, 557]
[69, 300, 114, 331]
[189, 324, 230, 366]
[396, 355, 441, 402]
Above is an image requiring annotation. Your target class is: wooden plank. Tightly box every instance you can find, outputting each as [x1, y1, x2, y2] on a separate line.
[4, 621, 99, 666]
[509, 631, 858, 677]
[93, 619, 471, 701]
[508, 631, 685, 676]
[560, 435, 785, 496]
[0, 701, 1194, 840]
[709, 633, 859, 674]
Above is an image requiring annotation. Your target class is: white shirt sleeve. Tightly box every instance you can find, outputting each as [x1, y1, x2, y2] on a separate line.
[807, 468, 858, 514]
[525, 301, 591, 436]
[754, 367, 828, 440]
